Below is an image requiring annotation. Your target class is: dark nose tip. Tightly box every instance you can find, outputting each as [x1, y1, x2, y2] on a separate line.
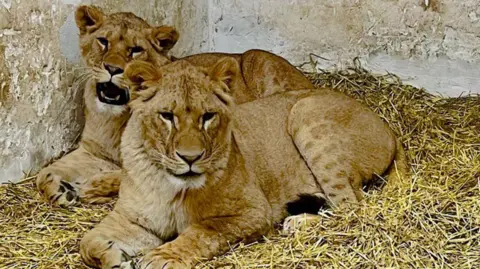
[176, 151, 204, 165]
[104, 63, 124, 75]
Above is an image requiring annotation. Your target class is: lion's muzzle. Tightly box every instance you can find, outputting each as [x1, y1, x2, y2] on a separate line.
[96, 81, 129, 105]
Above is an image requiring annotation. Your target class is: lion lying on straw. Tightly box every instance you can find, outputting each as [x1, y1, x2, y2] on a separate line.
[28, 5, 410, 269]
[79, 57, 407, 268]
[35, 5, 315, 207]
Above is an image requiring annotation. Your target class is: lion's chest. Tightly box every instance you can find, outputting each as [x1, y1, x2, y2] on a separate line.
[137, 199, 189, 239]
[119, 179, 190, 240]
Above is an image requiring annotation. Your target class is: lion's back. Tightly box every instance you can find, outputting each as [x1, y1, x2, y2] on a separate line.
[180, 49, 313, 104]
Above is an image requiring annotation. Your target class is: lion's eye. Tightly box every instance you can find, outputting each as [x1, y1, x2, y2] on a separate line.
[202, 112, 216, 123]
[97, 38, 108, 50]
[159, 112, 174, 122]
[130, 46, 144, 57]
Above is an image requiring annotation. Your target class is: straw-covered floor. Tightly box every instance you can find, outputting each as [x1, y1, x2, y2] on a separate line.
[1, 61, 479, 269]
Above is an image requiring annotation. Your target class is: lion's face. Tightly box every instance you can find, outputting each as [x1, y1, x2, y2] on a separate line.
[124, 58, 240, 189]
[75, 5, 178, 113]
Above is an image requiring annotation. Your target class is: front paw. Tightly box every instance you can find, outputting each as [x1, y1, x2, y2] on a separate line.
[140, 252, 189, 269]
[37, 172, 79, 207]
[55, 180, 79, 207]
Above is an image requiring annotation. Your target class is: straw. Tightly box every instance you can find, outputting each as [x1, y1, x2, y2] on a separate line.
[1, 61, 478, 268]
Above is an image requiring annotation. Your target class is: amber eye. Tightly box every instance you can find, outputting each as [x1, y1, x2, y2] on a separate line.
[130, 46, 144, 57]
[97, 38, 108, 50]
[159, 112, 174, 122]
[202, 112, 216, 123]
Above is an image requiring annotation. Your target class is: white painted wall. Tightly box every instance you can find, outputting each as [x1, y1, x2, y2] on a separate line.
[203, 0, 480, 97]
[1, 0, 479, 182]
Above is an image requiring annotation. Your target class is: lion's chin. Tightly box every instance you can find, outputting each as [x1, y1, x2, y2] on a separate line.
[95, 98, 128, 116]
[166, 171, 206, 190]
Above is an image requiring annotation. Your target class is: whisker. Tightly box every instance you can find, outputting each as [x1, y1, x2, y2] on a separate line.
[71, 67, 91, 71]
[73, 73, 93, 85]
[74, 74, 91, 83]
[92, 66, 106, 73]
[73, 77, 90, 87]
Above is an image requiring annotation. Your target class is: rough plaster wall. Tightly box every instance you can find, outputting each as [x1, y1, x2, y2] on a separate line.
[0, 0, 81, 183]
[209, 0, 480, 96]
[0, 0, 209, 183]
[60, 0, 209, 64]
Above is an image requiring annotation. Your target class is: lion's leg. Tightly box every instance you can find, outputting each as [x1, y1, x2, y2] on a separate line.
[80, 210, 162, 269]
[289, 132, 360, 208]
[288, 92, 399, 209]
[36, 147, 121, 207]
[139, 215, 271, 268]
[288, 97, 362, 208]
[77, 170, 124, 204]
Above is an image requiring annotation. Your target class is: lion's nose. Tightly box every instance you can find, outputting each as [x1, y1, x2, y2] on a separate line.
[176, 150, 204, 165]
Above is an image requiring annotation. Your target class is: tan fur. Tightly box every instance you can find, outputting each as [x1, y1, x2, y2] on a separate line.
[35, 5, 178, 206]
[179, 50, 314, 103]
[80, 59, 407, 268]
[36, 6, 314, 207]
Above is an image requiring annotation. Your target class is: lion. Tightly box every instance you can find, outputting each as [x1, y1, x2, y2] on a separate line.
[35, 5, 180, 206]
[36, 5, 314, 207]
[79, 58, 407, 269]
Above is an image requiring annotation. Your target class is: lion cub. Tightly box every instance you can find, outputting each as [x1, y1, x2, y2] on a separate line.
[80, 58, 406, 268]
[36, 5, 179, 206]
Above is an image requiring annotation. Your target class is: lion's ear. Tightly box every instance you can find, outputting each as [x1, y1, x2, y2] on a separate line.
[150, 26, 179, 53]
[124, 60, 161, 100]
[210, 57, 240, 90]
[208, 56, 242, 105]
[75, 5, 105, 35]
[209, 57, 239, 106]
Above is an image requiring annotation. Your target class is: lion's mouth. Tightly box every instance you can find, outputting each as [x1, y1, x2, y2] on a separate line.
[96, 82, 129, 105]
[175, 170, 203, 180]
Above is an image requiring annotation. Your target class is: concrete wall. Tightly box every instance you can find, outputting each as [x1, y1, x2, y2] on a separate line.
[0, 0, 207, 182]
[1, 0, 80, 183]
[207, 0, 480, 97]
[1, 0, 479, 182]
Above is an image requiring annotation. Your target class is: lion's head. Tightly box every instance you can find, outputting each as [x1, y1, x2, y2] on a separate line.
[123, 58, 240, 189]
[75, 5, 179, 113]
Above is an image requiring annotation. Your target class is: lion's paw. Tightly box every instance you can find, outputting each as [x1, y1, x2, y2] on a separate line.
[38, 172, 79, 207]
[282, 214, 321, 234]
[55, 180, 79, 207]
[120, 260, 137, 269]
